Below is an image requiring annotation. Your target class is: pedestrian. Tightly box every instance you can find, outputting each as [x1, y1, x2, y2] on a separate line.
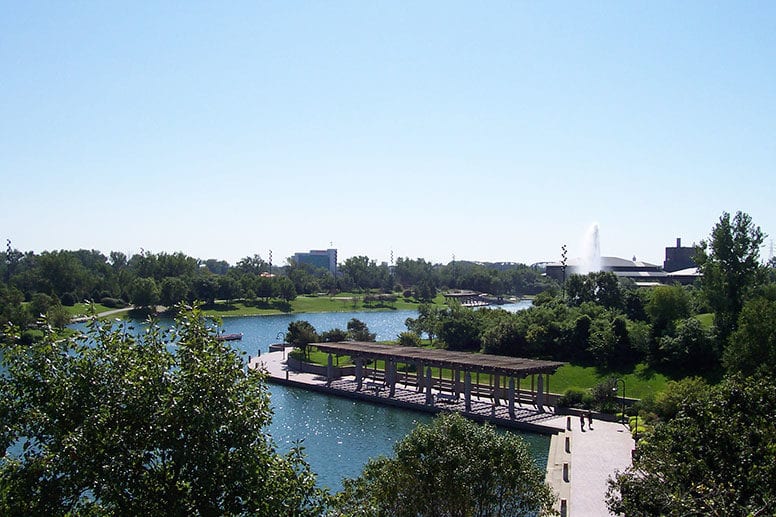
[587, 411, 594, 430]
[580, 413, 585, 431]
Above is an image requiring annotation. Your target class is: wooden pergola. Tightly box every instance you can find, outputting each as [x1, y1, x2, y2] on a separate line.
[313, 341, 565, 414]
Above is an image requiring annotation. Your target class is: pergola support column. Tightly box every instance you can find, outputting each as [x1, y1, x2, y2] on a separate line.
[326, 354, 333, 387]
[537, 373, 545, 412]
[464, 371, 472, 412]
[355, 358, 364, 391]
[425, 367, 434, 405]
[493, 374, 501, 406]
[387, 360, 396, 398]
[508, 377, 516, 418]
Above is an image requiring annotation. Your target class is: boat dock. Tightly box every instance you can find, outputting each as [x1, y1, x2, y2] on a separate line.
[251, 347, 635, 516]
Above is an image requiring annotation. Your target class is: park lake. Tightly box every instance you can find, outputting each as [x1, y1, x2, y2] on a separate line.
[73, 302, 549, 491]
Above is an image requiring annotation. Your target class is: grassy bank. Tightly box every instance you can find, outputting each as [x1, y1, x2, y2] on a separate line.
[200, 293, 447, 317]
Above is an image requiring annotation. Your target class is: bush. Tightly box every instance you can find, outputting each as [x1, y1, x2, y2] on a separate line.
[100, 297, 127, 309]
[60, 292, 76, 306]
[557, 388, 591, 409]
[288, 348, 305, 361]
[398, 331, 421, 347]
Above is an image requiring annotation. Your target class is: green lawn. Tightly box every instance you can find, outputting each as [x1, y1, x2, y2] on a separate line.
[695, 312, 714, 329]
[548, 363, 670, 399]
[65, 302, 121, 317]
[201, 293, 446, 317]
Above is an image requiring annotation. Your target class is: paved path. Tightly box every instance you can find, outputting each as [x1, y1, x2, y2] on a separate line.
[252, 349, 634, 516]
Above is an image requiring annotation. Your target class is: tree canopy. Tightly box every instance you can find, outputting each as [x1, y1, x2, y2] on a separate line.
[695, 211, 766, 343]
[607, 375, 776, 516]
[330, 412, 555, 517]
[0, 307, 324, 516]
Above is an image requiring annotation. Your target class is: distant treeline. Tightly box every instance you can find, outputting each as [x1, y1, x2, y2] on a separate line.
[0, 246, 554, 327]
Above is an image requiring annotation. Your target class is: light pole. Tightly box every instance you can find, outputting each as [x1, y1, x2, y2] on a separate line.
[277, 331, 287, 359]
[613, 378, 626, 424]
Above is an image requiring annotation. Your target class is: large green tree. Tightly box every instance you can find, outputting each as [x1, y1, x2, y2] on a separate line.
[695, 211, 766, 343]
[287, 320, 319, 359]
[0, 307, 324, 516]
[330, 412, 555, 517]
[607, 375, 776, 516]
[724, 296, 776, 376]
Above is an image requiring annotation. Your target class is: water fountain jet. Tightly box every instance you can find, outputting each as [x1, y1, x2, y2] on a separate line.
[578, 223, 602, 275]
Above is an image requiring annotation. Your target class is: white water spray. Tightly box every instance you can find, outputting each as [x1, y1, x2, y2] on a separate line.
[578, 223, 602, 275]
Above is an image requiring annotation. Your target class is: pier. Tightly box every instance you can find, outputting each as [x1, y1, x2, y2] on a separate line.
[252, 345, 635, 516]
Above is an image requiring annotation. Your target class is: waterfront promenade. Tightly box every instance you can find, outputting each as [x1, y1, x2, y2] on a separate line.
[251, 349, 634, 516]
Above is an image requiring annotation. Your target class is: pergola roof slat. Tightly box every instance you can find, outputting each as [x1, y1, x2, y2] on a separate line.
[313, 341, 565, 376]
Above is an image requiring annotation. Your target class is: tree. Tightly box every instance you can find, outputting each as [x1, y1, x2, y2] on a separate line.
[287, 320, 319, 359]
[413, 279, 437, 302]
[340, 256, 380, 292]
[216, 275, 240, 305]
[235, 254, 267, 276]
[724, 296, 776, 376]
[405, 304, 441, 345]
[438, 304, 483, 351]
[255, 276, 275, 302]
[482, 316, 528, 356]
[347, 318, 376, 341]
[658, 317, 718, 374]
[0, 307, 324, 515]
[128, 277, 160, 309]
[645, 284, 691, 338]
[330, 412, 555, 517]
[695, 211, 766, 343]
[565, 271, 624, 310]
[320, 328, 348, 342]
[192, 275, 219, 305]
[276, 277, 297, 303]
[607, 375, 776, 516]
[159, 276, 190, 307]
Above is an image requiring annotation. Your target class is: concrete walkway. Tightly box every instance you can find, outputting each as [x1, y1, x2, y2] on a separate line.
[251, 349, 634, 516]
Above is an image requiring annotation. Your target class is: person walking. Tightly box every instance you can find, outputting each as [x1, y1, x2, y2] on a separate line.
[580, 413, 586, 431]
[587, 411, 594, 430]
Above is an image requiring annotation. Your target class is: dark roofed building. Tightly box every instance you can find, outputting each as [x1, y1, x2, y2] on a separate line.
[545, 256, 666, 285]
[664, 237, 697, 273]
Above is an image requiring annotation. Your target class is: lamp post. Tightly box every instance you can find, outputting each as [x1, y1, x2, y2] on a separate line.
[277, 331, 287, 359]
[613, 378, 626, 424]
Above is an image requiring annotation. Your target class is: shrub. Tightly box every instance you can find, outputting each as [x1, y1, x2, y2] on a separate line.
[557, 388, 588, 408]
[398, 331, 421, 347]
[100, 297, 127, 309]
[60, 292, 76, 306]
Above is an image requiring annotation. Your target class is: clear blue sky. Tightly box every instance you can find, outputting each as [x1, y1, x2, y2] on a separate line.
[2, 2, 774, 266]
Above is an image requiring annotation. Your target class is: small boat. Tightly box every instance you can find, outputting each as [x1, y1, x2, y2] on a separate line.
[216, 332, 243, 341]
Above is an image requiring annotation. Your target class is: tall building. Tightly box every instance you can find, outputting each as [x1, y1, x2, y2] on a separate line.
[293, 249, 338, 276]
[663, 238, 697, 273]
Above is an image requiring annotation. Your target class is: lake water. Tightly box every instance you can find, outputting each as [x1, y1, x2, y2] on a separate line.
[65, 300, 547, 491]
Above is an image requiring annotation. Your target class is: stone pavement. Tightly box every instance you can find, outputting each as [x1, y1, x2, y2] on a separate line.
[251, 349, 634, 516]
